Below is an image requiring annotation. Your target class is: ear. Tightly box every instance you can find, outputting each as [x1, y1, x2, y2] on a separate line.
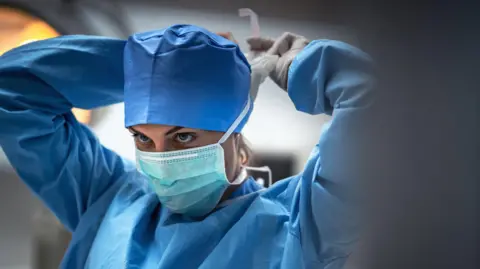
[239, 148, 247, 165]
[234, 134, 247, 165]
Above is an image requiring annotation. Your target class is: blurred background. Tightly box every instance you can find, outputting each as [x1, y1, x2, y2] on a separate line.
[0, 0, 353, 268]
[1, 1, 478, 269]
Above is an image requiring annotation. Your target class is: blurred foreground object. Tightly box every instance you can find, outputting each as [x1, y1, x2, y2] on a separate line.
[339, 2, 479, 269]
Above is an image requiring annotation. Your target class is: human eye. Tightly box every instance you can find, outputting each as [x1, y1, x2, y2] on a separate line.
[131, 133, 152, 144]
[174, 133, 196, 144]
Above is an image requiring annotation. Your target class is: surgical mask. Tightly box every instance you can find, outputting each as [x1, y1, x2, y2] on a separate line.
[136, 97, 252, 217]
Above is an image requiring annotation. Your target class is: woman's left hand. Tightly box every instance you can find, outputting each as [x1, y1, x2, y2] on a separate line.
[247, 33, 310, 91]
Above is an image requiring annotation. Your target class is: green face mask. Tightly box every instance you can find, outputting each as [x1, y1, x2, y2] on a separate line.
[136, 98, 251, 217]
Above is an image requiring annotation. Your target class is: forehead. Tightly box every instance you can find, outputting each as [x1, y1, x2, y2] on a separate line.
[129, 124, 220, 137]
[130, 125, 188, 138]
[131, 124, 176, 134]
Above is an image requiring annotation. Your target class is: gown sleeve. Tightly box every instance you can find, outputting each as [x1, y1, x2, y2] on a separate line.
[287, 40, 374, 268]
[0, 36, 133, 231]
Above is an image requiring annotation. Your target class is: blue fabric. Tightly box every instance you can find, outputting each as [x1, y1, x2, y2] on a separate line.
[0, 36, 372, 269]
[229, 177, 263, 198]
[124, 25, 252, 133]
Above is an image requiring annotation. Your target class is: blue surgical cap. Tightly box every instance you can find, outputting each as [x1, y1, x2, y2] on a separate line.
[123, 24, 252, 133]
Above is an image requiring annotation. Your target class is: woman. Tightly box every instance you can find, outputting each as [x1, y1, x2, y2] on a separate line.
[0, 25, 372, 268]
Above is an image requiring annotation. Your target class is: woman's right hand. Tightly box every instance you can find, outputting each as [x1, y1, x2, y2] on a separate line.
[246, 32, 310, 91]
[217, 32, 238, 44]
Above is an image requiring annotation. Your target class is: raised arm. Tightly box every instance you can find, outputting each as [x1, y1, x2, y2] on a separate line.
[249, 34, 373, 267]
[0, 36, 132, 231]
[291, 39, 373, 266]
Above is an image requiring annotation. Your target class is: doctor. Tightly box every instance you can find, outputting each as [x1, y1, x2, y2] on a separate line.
[0, 24, 372, 268]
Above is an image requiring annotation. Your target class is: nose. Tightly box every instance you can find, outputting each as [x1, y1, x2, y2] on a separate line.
[153, 139, 168, 152]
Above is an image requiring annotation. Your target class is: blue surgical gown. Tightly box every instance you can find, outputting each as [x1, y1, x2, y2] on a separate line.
[0, 36, 372, 269]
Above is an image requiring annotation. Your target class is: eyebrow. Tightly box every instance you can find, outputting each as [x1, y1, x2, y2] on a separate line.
[128, 127, 139, 134]
[128, 126, 183, 136]
[165, 126, 183, 136]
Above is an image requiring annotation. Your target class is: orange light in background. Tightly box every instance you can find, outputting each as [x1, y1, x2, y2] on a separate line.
[19, 20, 61, 45]
[0, 6, 92, 124]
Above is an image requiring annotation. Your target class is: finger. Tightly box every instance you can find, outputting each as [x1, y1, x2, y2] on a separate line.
[266, 32, 295, 56]
[290, 36, 310, 51]
[246, 37, 275, 52]
[267, 32, 306, 56]
[216, 32, 230, 39]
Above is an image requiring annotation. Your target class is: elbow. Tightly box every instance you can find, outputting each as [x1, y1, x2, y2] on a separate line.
[287, 40, 373, 116]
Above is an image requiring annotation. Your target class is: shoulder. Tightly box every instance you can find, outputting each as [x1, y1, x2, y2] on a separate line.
[260, 175, 302, 210]
[115, 169, 155, 202]
[87, 167, 154, 215]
